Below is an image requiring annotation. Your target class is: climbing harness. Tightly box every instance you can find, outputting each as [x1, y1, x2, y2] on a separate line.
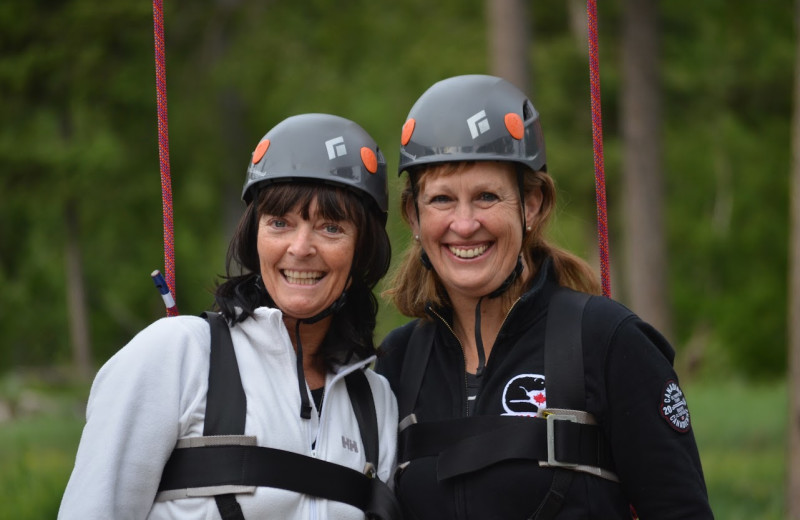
[587, 0, 612, 298]
[151, 0, 178, 316]
[394, 288, 617, 520]
[158, 312, 401, 520]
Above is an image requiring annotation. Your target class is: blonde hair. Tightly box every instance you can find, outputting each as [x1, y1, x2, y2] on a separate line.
[383, 162, 601, 319]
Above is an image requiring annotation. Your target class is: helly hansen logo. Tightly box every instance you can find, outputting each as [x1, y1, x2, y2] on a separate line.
[467, 110, 490, 139]
[325, 136, 347, 160]
[341, 435, 359, 453]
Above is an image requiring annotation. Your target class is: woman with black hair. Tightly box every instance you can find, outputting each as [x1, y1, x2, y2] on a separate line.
[60, 114, 399, 520]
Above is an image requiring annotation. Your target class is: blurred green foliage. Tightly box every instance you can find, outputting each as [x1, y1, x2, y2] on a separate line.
[0, 0, 793, 378]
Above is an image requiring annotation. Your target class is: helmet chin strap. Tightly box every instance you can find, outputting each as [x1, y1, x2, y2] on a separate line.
[292, 289, 348, 420]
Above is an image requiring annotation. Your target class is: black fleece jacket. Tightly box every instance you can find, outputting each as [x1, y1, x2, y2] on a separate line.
[377, 259, 713, 520]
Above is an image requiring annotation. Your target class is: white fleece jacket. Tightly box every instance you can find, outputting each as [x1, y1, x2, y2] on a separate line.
[58, 307, 398, 520]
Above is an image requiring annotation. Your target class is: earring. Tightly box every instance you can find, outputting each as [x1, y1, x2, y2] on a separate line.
[526, 226, 532, 232]
[414, 235, 420, 241]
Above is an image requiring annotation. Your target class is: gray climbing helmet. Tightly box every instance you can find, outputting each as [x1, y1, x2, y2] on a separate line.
[398, 74, 546, 175]
[243, 113, 388, 221]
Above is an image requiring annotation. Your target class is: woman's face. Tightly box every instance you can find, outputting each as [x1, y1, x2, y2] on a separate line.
[411, 162, 542, 301]
[257, 200, 356, 320]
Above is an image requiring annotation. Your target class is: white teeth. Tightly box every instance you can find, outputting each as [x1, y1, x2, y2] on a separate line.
[449, 245, 488, 259]
[283, 270, 323, 284]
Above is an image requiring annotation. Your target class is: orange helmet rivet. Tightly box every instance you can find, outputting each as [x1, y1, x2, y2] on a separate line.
[401, 118, 416, 146]
[252, 139, 271, 164]
[361, 147, 378, 174]
[504, 113, 524, 140]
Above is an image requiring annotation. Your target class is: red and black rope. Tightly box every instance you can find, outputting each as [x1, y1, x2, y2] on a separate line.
[587, 0, 612, 298]
[152, 0, 178, 316]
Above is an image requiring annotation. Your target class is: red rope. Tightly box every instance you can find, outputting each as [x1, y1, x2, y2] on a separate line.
[152, 0, 178, 316]
[587, 0, 612, 298]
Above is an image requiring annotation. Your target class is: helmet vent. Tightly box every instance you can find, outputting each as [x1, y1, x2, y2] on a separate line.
[522, 100, 535, 122]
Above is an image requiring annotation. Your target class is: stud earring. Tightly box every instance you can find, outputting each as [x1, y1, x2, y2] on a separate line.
[414, 235, 420, 241]
[526, 226, 532, 232]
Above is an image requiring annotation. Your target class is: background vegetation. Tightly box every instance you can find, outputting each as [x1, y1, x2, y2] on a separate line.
[0, 0, 794, 517]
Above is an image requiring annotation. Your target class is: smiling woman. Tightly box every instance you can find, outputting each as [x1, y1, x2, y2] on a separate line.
[257, 189, 357, 319]
[58, 114, 400, 520]
[376, 75, 714, 520]
[410, 161, 541, 305]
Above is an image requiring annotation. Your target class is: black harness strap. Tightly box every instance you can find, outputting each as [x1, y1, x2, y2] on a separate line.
[395, 289, 600, 520]
[159, 444, 399, 518]
[529, 288, 590, 520]
[203, 311, 246, 520]
[204, 312, 247, 435]
[398, 319, 436, 420]
[157, 312, 400, 520]
[345, 370, 379, 474]
[397, 415, 613, 481]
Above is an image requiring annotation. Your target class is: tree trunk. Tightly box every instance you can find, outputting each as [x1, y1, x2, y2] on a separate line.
[621, 0, 672, 339]
[65, 199, 93, 380]
[787, 0, 800, 514]
[206, 0, 247, 247]
[487, 0, 530, 94]
[566, 0, 588, 57]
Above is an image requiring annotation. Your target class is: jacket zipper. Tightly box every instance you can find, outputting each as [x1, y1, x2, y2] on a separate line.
[428, 307, 470, 416]
[429, 299, 522, 519]
[430, 298, 521, 416]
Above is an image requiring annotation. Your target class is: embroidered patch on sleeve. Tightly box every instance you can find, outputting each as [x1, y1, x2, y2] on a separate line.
[660, 380, 691, 433]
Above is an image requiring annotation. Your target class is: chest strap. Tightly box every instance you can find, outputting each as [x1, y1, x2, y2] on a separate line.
[157, 312, 400, 520]
[158, 442, 399, 518]
[398, 413, 616, 482]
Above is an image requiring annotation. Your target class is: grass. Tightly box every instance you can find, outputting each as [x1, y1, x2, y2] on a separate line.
[0, 414, 84, 520]
[0, 376, 789, 518]
[686, 378, 786, 519]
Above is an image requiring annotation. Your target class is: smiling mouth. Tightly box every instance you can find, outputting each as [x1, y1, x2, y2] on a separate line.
[448, 244, 489, 259]
[282, 270, 324, 285]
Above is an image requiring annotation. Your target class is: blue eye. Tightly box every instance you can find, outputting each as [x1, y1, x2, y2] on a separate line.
[324, 223, 342, 233]
[478, 192, 499, 202]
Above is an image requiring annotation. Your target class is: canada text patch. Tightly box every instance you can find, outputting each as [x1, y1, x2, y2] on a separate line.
[660, 380, 691, 432]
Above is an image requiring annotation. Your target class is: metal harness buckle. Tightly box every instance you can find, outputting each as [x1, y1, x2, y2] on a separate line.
[544, 411, 579, 469]
[538, 408, 620, 482]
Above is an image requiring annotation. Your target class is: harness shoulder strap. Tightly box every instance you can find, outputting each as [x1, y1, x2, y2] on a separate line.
[345, 369, 379, 474]
[202, 311, 246, 520]
[398, 319, 436, 420]
[530, 288, 591, 520]
[203, 311, 246, 436]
